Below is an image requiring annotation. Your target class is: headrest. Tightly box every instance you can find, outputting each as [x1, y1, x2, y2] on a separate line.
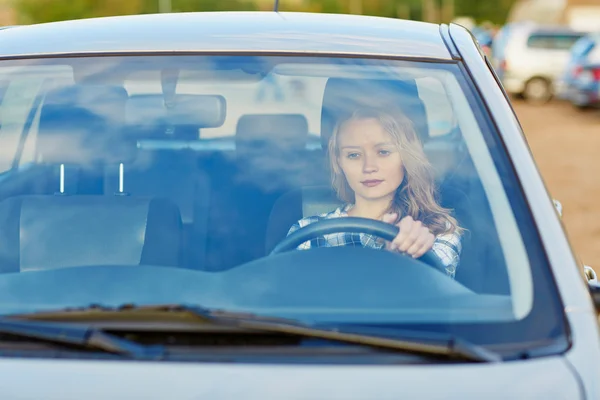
[125, 94, 226, 139]
[37, 84, 132, 165]
[320, 78, 429, 149]
[235, 114, 308, 154]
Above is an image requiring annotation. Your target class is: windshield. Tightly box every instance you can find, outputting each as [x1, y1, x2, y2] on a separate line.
[0, 55, 565, 352]
[569, 36, 596, 60]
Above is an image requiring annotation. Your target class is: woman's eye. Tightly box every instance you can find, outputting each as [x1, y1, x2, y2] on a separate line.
[347, 153, 360, 159]
[379, 149, 391, 156]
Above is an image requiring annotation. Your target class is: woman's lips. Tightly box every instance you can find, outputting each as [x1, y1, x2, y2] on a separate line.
[361, 179, 383, 187]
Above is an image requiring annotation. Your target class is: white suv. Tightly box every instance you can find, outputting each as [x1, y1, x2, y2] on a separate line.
[494, 24, 585, 103]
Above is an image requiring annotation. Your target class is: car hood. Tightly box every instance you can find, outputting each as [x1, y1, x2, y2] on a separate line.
[0, 356, 581, 399]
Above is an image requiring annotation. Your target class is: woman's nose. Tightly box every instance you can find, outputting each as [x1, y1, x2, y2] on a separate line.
[362, 155, 379, 173]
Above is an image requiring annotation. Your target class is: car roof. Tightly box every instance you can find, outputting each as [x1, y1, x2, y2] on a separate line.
[0, 12, 453, 60]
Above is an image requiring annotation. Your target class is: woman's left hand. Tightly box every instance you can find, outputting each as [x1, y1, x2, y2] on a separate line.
[381, 213, 435, 258]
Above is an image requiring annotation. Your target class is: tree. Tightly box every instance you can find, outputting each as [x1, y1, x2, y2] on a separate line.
[138, 0, 258, 13]
[14, 0, 144, 24]
[302, 0, 423, 18]
[13, 0, 516, 25]
[454, 0, 517, 25]
[14, 0, 258, 24]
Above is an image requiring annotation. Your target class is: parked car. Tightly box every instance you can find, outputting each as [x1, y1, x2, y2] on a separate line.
[556, 32, 600, 105]
[471, 26, 493, 57]
[569, 48, 600, 109]
[491, 22, 539, 88]
[0, 11, 598, 399]
[493, 23, 585, 103]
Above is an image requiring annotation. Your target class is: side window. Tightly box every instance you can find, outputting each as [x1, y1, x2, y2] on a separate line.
[10, 69, 74, 171]
[0, 79, 48, 172]
[553, 35, 583, 50]
[181, 72, 326, 139]
[265, 74, 326, 138]
[527, 33, 582, 50]
[415, 77, 456, 137]
[527, 34, 556, 49]
[570, 37, 594, 58]
[16, 72, 75, 168]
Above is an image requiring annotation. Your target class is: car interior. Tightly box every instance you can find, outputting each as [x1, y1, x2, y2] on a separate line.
[0, 69, 512, 297]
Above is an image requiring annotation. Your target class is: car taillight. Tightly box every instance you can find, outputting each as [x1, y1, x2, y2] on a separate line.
[572, 65, 583, 77]
[592, 68, 600, 81]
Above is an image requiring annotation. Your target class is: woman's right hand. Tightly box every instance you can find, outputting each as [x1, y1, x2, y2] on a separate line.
[382, 213, 435, 258]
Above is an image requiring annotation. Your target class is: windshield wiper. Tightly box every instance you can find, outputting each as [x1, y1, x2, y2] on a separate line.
[12, 304, 501, 363]
[0, 318, 163, 359]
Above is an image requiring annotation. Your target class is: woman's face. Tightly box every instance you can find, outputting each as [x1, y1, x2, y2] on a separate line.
[337, 117, 404, 203]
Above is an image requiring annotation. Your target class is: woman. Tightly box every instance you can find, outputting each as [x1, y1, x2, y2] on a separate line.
[287, 107, 463, 278]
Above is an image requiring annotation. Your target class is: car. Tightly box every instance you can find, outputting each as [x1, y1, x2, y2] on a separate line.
[491, 22, 538, 89]
[492, 23, 586, 103]
[555, 32, 600, 106]
[565, 44, 600, 109]
[0, 11, 598, 399]
[471, 26, 493, 57]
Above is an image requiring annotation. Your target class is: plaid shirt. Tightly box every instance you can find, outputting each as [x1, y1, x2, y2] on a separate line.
[287, 205, 462, 278]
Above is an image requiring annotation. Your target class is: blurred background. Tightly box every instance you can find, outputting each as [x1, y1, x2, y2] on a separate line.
[0, 0, 599, 266]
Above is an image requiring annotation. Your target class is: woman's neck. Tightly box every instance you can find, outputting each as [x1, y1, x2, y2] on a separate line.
[347, 196, 393, 220]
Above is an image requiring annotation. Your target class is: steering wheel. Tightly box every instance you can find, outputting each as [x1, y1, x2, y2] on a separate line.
[271, 217, 447, 274]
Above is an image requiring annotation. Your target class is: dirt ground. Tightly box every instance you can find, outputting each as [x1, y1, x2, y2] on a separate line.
[513, 99, 600, 266]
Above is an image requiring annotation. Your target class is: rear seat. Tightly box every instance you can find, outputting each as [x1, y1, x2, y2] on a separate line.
[203, 113, 326, 271]
[108, 93, 226, 269]
[0, 84, 184, 273]
[36, 84, 131, 195]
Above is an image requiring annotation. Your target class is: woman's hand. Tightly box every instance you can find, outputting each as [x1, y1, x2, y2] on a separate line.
[381, 213, 435, 258]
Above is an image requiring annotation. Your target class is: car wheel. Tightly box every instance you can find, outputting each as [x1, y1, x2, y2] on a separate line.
[523, 78, 552, 104]
[571, 92, 593, 111]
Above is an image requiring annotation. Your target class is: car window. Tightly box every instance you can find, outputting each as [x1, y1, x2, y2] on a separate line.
[527, 33, 583, 50]
[0, 66, 75, 172]
[0, 75, 43, 172]
[0, 55, 565, 352]
[125, 70, 326, 140]
[588, 45, 600, 63]
[570, 36, 595, 59]
[415, 77, 456, 137]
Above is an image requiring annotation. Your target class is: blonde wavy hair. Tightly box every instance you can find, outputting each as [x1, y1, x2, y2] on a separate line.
[328, 107, 462, 236]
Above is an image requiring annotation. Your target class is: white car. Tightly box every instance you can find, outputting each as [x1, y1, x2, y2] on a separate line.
[493, 23, 585, 103]
[0, 11, 598, 399]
